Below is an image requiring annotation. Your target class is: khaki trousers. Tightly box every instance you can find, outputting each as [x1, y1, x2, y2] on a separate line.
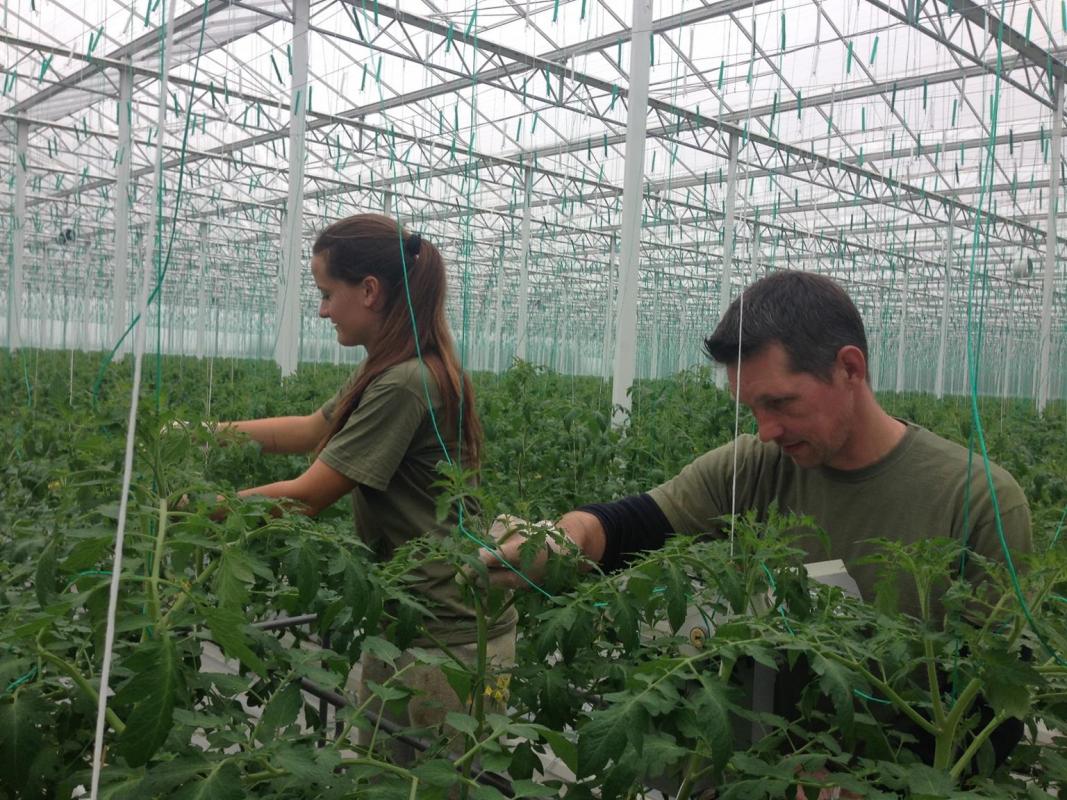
[348, 628, 516, 766]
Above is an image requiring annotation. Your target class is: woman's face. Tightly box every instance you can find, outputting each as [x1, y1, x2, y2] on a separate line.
[311, 253, 383, 349]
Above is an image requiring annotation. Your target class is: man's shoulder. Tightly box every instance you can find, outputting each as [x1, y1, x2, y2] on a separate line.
[689, 433, 784, 474]
[904, 423, 1024, 502]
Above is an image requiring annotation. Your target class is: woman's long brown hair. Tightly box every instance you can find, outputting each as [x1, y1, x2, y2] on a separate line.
[313, 214, 482, 469]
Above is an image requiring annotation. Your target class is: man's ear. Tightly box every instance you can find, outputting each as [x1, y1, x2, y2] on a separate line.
[837, 345, 867, 383]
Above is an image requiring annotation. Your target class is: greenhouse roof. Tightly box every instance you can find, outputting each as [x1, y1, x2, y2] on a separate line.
[0, 0, 1064, 388]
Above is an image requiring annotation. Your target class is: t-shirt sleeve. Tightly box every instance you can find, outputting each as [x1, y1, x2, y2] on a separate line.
[965, 478, 1032, 572]
[317, 377, 428, 492]
[321, 370, 359, 422]
[647, 440, 738, 533]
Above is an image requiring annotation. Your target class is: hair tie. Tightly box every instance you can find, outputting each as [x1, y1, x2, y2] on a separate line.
[404, 234, 422, 259]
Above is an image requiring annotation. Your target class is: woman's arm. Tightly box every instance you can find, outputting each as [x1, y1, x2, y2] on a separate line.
[238, 459, 356, 515]
[221, 412, 331, 455]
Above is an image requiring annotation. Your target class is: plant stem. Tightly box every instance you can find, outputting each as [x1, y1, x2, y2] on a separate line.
[672, 752, 703, 800]
[459, 594, 490, 800]
[820, 651, 937, 735]
[949, 709, 1009, 781]
[147, 497, 168, 628]
[924, 635, 947, 727]
[37, 649, 126, 734]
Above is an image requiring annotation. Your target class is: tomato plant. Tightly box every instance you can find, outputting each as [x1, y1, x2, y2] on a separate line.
[1, 351, 1064, 798]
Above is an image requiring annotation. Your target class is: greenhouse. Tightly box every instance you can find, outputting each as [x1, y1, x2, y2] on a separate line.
[0, 0, 1065, 798]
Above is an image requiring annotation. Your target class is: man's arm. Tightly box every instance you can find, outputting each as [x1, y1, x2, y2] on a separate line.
[478, 496, 674, 588]
[221, 412, 331, 455]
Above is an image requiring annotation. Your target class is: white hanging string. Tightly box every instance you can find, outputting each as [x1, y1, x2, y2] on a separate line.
[89, 1, 179, 796]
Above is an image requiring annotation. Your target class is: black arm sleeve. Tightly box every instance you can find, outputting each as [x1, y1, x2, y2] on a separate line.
[577, 493, 675, 573]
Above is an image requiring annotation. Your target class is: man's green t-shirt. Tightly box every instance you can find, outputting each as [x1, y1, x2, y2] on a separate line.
[647, 422, 1031, 619]
[319, 358, 516, 646]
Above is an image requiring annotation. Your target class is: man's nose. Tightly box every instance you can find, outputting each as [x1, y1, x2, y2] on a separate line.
[755, 413, 783, 444]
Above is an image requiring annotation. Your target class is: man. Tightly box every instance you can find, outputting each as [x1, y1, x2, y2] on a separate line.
[480, 270, 1031, 619]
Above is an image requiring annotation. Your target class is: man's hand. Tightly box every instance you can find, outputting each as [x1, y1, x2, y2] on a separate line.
[477, 512, 601, 589]
[476, 515, 570, 588]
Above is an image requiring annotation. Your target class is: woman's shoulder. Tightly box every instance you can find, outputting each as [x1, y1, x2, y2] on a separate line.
[370, 358, 440, 400]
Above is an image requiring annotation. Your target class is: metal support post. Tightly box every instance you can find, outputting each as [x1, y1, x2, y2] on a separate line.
[749, 220, 761, 284]
[602, 233, 617, 379]
[716, 132, 740, 389]
[274, 0, 310, 377]
[112, 64, 132, 355]
[650, 272, 661, 378]
[611, 0, 653, 424]
[935, 214, 953, 398]
[1037, 78, 1063, 414]
[895, 265, 909, 394]
[515, 167, 533, 361]
[492, 239, 506, 372]
[7, 118, 27, 351]
[196, 224, 209, 358]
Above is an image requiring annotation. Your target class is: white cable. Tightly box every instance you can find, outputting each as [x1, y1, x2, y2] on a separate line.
[89, 1, 179, 796]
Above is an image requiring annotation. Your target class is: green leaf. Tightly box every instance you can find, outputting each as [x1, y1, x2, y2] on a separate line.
[258, 683, 302, 738]
[173, 761, 244, 800]
[34, 537, 58, 607]
[214, 547, 254, 608]
[982, 647, 1039, 718]
[531, 723, 577, 774]
[577, 707, 627, 777]
[0, 688, 46, 791]
[664, 562, 688, 632]
[362, 635, 403, 665]
[117, 632, 180, 766]
[610, 593, 639, 652]
[811, 654, 854, 737]
[200, 605, 267, 677]
[511, 779, 558, 797]
[274, 745, 334, 784]
[688, 675, 733, 781]
[60, 534, 113, 572]
[441, 661, 474, 705]
[296, 542, 320, 607]
[445, 711, 479, 735]
[412, 758, 461, 788]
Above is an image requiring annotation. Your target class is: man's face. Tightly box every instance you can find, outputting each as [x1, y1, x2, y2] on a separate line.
[726, 342, 856, 469]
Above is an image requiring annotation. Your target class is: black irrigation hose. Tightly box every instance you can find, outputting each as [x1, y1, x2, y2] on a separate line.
[251, 613, 515, 796]
[295, 678, 515, 796]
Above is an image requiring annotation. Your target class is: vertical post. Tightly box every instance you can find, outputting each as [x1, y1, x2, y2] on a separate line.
[749, 220, 760, 284]
[869, 293, 881, 392]
[650, 271, 661, 378]
[492, 238, 506, 372]
[274, 0, 310, 377]
[1037, 77, 1063, 414]
[895, 265, 909, 393]
[515, 167, 533, 361]
[602, 233, 617, 379]
[112, 64, 132, 356]
[7, 118, 27, 351]
[935, 216, 953, 398]
[716, 132, 740, 388]
[196, 224, 209, 358]
[611, 0, 653, 423]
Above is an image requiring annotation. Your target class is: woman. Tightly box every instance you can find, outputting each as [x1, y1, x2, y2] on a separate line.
[222, 214, 516, 759]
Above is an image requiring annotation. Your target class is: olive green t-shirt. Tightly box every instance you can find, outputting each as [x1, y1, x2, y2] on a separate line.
[648, 423, 1031, 620]
[319, 359, 516, 646]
